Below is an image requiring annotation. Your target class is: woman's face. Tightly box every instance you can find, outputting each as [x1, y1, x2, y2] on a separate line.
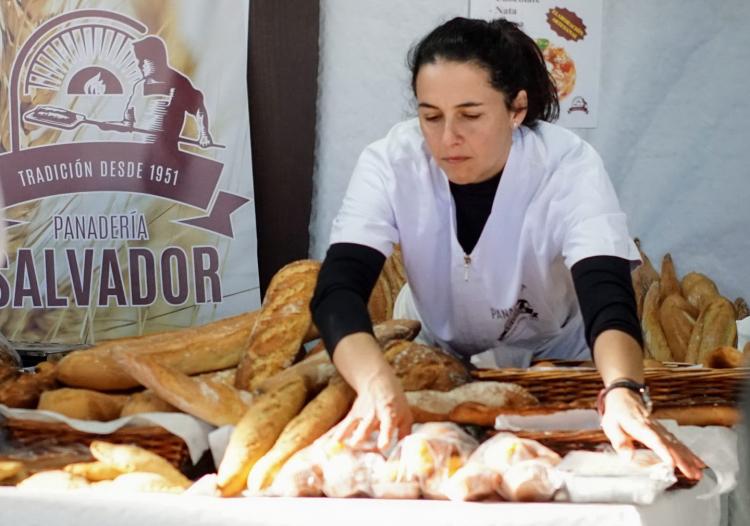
[415, 60, 527, 185]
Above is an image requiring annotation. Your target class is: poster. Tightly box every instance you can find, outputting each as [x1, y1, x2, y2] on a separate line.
[0, 1, 260, 344]
[470, 0, 603, 128]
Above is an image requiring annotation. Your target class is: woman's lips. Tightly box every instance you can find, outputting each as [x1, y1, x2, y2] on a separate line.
[442, 156, 470, 164]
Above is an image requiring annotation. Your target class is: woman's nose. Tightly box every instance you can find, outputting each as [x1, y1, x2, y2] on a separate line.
[442, 119, 462, 146]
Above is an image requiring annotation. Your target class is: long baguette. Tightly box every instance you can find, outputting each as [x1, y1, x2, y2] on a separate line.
[246, 376, 355, 493]
[235, 260, 320, 391]
[218, 376, 308, 497]
[641, 282, 673, 362]
[57, 310, 259, 391]
[651, 405, 739, 427]
[117, 353, 253, 426]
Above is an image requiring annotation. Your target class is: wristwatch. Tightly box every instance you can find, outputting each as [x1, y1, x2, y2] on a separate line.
[596, 378, 653, 417]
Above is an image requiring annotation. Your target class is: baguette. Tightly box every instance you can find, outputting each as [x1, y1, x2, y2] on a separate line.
[246, 375, 355, 493]
[641, 282, 673, 362]
[218, 376, 308, 497]
[686, 297, 737, 364]
[681, 272, 720, 312]
[120, 391, 179, 417]
[651, 405, 739, 427]
[407, 381, 539, 426]
[235, 260, 320, 391]
[89, 440, 191, 488]
[368, 245, 408, 324]
[658, 294, 696, 363]
[659, 253, 682, 301]
[38, 388, 128, 421]
[308, 318, 421, 356]
[57, 310, 259, 390]
[631, 239, 660, 320]
[117, 353, 253, 426]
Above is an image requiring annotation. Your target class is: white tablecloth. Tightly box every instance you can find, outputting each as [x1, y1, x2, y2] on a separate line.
[0, 477, 720, 526]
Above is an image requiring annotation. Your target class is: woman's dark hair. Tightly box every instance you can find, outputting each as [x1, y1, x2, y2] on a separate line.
[408, 17, 559, 126]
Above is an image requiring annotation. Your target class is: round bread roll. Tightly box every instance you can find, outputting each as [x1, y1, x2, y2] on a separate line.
[384, 341, 471, 392]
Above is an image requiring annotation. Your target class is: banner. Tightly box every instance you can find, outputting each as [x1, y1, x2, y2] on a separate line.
[470, 0, 603, 128]
[0, 1, 260, 344]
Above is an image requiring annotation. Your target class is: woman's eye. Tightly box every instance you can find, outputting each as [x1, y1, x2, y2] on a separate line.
[423, 114, 441, 122]
[463, 113, 481, 120]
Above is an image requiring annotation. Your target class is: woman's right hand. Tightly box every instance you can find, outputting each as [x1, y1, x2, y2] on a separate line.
[331, 333, 413, 452]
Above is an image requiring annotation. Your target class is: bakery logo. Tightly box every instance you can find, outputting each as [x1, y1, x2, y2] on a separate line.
[567, 96, 589, 114]
[495, 297, 539, 342]
[0, 9, 248, 238]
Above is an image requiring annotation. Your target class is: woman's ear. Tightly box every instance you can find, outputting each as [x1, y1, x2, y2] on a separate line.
[511, 90, 529, 126]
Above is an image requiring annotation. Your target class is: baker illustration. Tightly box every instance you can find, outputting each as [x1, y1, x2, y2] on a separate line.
[23, 35, 220, 152]
[120, 36, 214, 152]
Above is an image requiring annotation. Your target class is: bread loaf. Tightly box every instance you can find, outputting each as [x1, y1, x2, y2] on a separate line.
[246, 375, 355, 493]
[64, 461, 123, 482]
[16, 470, 90, 490]
[57, 310, 259, 390]
[384, 341, 471, 392]
[701, 346, 744, 369]
[734, 297, 749, 320]
[38, 388, 128, 421]
[651, 405, 739, 427]
[368, 245, 407, 324]
[685, 296, 737, 364]
[0, 461, 25, 483]
[120, 391, 179, 417]
[631, 239, 660, 319]
[681, 272, 720, 312]
[117, 353, 253, 426]
[0, 362, 58, 408]
[218, 376, 308, 497]
[659, 253, 682, 301]
[235, 260, 320, 391]
[407, 381, 539, 425]
[658, 294, 696, 362]
[89, 441, 191, 488]
[641, 282, 673, 362]
[308, 318, 422, 356]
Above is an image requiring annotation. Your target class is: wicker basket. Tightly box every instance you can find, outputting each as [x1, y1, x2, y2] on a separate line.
[472, 367, 749, 408]
[2, 418, 190, 469]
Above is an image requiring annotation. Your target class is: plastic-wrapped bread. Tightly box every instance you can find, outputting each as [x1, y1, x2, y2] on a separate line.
[444, 430, 563, 503]
[235, 260, 320, 391]
[378, 422, 478, 499]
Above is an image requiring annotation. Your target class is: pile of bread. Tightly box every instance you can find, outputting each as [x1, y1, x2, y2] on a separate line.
[0, 254, 545, 495]
[632, 240, 748, 368]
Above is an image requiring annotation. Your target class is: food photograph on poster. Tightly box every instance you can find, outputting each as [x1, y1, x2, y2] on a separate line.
[0, 1, 748, 525]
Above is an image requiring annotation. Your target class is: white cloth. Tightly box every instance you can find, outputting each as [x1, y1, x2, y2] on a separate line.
[332, 119, 639, 360]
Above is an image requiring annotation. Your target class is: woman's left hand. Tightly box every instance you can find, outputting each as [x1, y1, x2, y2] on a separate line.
[599, 388, 706, 480]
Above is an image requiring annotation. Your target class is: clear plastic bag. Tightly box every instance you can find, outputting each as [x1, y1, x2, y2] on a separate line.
[377, 422, 479, 499]
[445, 432, 561, 502]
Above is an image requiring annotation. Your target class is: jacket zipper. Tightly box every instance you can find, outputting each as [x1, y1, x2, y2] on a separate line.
[463, 254, 471, 282]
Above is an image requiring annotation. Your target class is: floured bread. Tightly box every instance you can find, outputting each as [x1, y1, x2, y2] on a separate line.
[89, 441, 191, 488]
[235, 260, 320, 391]
[407, 381, 539, 420]
[384, 341, 471, 392]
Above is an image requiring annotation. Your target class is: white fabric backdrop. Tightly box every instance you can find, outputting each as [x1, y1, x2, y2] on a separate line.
[309, 0, 750, 301]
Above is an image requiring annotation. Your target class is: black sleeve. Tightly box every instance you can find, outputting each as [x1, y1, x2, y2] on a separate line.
[310, 242, 386, 359]
[571, 255, 644, 357]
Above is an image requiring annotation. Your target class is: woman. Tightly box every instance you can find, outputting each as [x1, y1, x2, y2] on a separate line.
[311, 17, 704, 479]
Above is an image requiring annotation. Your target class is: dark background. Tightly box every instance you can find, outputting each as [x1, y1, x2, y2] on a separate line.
[248, 0, 319, 298]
